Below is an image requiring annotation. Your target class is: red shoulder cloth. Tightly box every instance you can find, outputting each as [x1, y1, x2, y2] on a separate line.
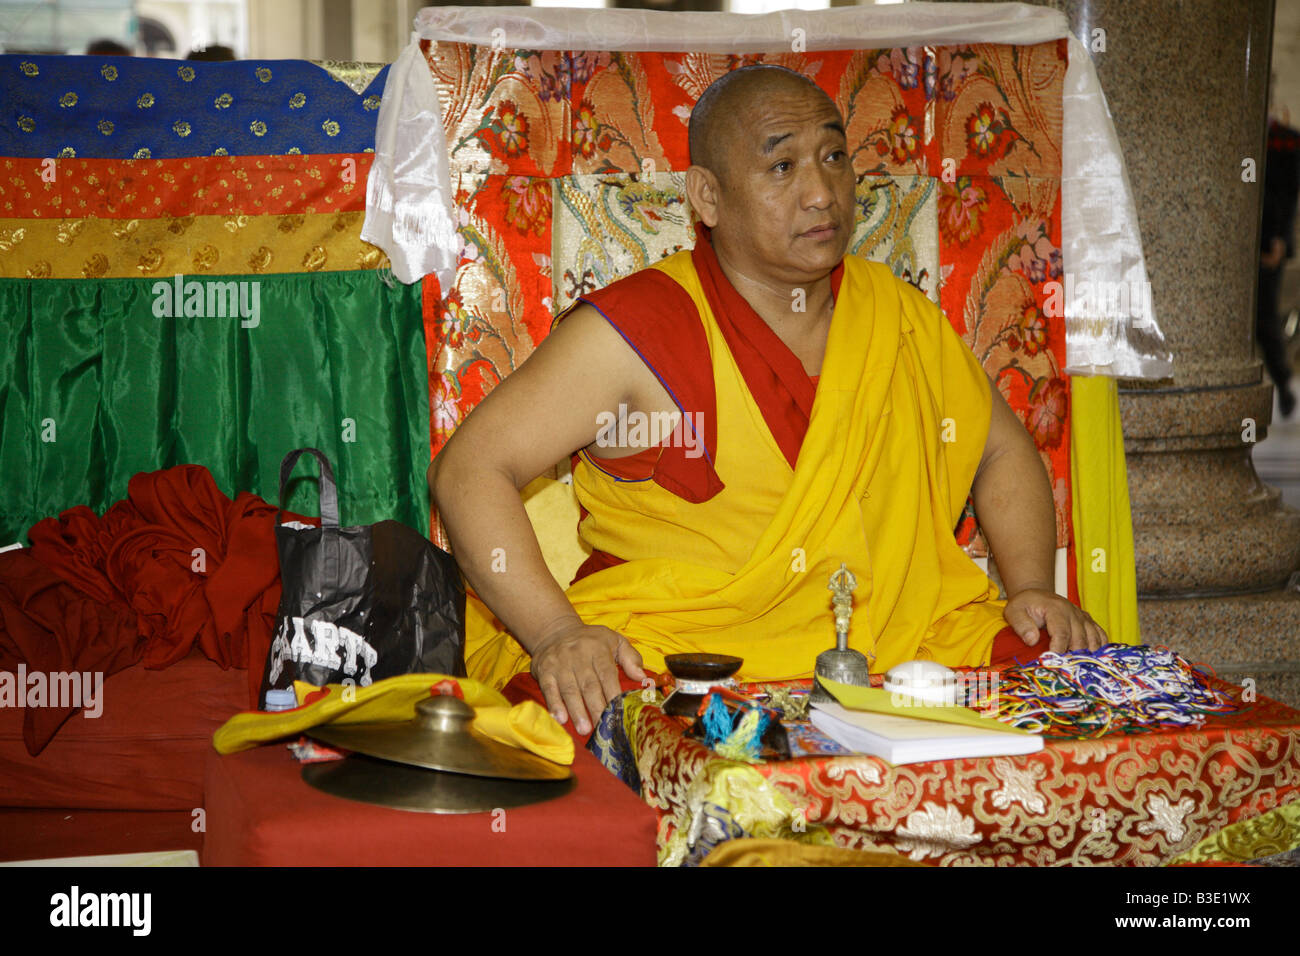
[573, 264, 723, 503]
[574, 222, 843, 502]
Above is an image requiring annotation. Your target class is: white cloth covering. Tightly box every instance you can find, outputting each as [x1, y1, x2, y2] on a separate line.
[360, 3, 1170, 378]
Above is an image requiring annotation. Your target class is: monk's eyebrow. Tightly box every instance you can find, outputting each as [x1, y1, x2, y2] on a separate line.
[759, 119, 847, 153]
[761, 132, 792, 154]
[761, 121, 847, 154]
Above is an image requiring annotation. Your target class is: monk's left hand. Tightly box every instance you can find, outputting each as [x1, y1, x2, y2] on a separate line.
[1003, 588, 1107, 653]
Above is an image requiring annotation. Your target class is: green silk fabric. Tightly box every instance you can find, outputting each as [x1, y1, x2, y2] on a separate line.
[0, 270, 429, 542]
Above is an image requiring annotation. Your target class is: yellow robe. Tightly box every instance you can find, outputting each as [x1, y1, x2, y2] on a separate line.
[465, 250, 1006, 687]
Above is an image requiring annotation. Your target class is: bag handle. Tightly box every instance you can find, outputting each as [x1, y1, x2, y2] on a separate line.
[278, 448, 341, 528]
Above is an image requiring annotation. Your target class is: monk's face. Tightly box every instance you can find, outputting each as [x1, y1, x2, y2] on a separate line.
[703, 82, 855, 283]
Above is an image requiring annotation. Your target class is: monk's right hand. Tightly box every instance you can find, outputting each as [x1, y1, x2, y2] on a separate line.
[529, 620, 646, 735]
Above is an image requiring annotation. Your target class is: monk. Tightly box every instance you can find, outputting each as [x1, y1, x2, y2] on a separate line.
[430, 65, 1106, 735]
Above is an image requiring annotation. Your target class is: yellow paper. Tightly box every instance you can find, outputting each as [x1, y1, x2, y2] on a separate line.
[820, 678, 1032, 736]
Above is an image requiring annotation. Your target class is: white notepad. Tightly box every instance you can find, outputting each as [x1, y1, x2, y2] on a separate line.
[810, 701, 1044, 765]
[0, 850, 199, 867]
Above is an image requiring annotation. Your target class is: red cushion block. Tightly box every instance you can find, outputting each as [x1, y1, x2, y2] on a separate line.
[201, 740, 658, 866]
[0, 809, 203, 863]
[0, 650, 248, 810]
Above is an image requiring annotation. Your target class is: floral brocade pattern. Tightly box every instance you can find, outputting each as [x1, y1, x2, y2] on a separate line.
[423, 40, 1072, 565]
[0, 155, 370, 220]
[618, 682, 1300, 867]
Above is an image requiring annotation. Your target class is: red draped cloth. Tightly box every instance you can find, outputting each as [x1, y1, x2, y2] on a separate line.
[0, 465, 294, 753]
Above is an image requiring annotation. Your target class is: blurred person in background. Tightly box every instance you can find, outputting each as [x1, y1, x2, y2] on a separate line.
[187, 45, 236, 61]
[1260, 76, 1299, 418]
[86, 39, 131, 56]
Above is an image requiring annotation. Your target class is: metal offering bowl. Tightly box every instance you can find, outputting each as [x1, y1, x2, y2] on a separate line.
[662, 653, 744, 717]
[663, 653, 743, 682]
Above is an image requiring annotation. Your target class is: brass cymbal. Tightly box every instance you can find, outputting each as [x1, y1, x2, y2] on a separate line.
[306, 695, 571, 782]
[302, 753, 576, 814]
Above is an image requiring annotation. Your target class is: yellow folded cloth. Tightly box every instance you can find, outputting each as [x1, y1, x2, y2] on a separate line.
[701, 838, 929, 867]
[212, 673, 574, 766]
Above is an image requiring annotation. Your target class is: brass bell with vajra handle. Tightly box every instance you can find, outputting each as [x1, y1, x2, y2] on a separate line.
[809, 563, 873, 704]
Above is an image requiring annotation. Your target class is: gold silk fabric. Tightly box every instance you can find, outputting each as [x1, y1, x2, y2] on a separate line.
[0, 211, 385, 279]
[551, 173, 941, 316]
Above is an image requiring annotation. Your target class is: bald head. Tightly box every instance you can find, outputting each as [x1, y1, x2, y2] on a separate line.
[688, 65, 837, 182]
[683, 63, 855, 282]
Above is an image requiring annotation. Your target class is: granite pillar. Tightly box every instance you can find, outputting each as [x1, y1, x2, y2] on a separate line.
[951, 0, 1300, 705]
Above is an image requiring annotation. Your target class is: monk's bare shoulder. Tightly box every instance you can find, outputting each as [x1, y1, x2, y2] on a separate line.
[545, 302, 670, 411]
[432, 302, 672, 489]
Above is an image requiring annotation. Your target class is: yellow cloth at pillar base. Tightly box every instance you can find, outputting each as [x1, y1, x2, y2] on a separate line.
[1069, 374, 1141, 644]
[466, 251, 1007, 689]
[211, 672, 574, 766]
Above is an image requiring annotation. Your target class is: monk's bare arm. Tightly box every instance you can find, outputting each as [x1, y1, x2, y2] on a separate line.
[430, 307, 618, 644]
[970, 384, 1057, 595]
[971, 380, 1106, 652]
[429, 305, 648, 731]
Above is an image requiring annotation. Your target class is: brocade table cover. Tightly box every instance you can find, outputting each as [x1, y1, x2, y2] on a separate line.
[589, 680, 1300, 867]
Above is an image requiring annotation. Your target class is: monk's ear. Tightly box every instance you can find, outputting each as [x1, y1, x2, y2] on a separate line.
[685, 165, 721, 228]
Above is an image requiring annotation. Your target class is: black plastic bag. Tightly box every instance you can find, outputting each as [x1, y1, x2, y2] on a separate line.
[258, 448, 466, 708]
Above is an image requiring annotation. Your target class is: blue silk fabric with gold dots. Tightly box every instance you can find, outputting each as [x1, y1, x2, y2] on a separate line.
[2, 56, 387, 158]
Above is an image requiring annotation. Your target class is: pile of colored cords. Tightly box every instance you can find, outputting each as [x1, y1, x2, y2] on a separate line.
[991, 644, 1242, 739]
[701, 691, 771, 763]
